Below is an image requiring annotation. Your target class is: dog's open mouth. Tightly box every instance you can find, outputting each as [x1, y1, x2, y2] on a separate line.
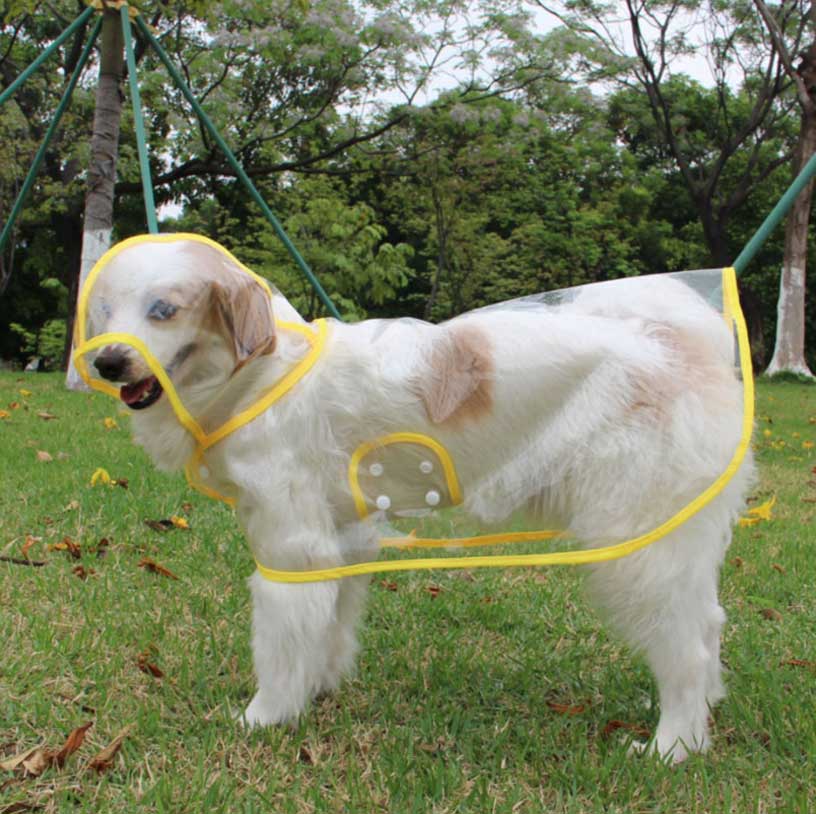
[120, 376, 163, 410]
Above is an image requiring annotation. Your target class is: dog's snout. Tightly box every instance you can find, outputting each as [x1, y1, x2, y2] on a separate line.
[93, 347, 130, 381]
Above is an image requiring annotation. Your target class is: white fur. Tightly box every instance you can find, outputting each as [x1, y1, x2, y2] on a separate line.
[89, 240, 752, 763]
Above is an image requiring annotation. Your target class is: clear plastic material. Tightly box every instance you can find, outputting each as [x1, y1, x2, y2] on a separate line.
[73, 234, 752, 582]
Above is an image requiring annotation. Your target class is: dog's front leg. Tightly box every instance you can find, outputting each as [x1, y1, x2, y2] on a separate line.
[243, 571, 340, 728]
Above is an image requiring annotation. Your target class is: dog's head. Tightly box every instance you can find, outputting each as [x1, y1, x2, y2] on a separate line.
[83, 237, 276, 413]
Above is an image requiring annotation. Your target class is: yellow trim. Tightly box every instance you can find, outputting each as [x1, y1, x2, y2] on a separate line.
[348, 432, 463, 519]
[255, 267, 754, 583]
[73, 233, 328, 505]
[379, 529, 564, 549]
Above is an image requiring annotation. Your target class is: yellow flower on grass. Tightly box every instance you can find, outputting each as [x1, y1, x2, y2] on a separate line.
[0, 410, 10, 420]
[763, 429, 773, 438]
[103, 417, 119, 430]
[739, 495, 776, 527]
[170, 515, 190, 529]
[90, 467, 112, 487]
[803, 441, 814, 450]
[19, 388, 32, 397]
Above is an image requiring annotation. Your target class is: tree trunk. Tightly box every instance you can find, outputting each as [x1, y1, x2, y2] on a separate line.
[765, 111, 816, 377]
[66, 9, 124, 388]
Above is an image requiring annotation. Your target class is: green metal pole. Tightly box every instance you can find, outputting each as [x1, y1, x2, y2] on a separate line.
[0, 18, 102, 254]
[121, 7, 158, 233]
[733, 151, 816, 275]
[0, 6, 95, 108]
[134, 15, 343, 320]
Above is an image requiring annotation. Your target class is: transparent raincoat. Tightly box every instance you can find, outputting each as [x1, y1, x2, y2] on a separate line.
[73, 234, 753, 582]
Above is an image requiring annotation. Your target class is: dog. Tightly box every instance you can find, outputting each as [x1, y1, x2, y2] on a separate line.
[81, 235, 752, 763]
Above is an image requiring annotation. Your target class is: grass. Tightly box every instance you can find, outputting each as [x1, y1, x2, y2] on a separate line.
[1, 371, 814, 814]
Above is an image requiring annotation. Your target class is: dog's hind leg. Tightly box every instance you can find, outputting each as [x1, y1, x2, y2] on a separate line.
[585, 512, 731, 764]
[243, 572, 340, 727]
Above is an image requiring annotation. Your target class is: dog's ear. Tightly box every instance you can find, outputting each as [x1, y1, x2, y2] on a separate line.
[416, 324, 493, 425]
[209, 277, 276, 371]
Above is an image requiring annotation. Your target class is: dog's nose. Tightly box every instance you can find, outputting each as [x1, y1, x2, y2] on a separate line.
[93, 347, 130, 381]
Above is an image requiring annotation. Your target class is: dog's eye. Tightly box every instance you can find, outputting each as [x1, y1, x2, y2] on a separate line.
[147, 299, 178, 321]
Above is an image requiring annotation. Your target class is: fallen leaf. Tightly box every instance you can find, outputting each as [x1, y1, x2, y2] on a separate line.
[136, 651, 164, 678]
[138, 558, 179, 580]
[547, 701, 586, 716]
[181, 502, 193, 513]
[601, 720, 651, 740]
[49, 537, 81, 559]
[35, 450, 52, 463]
[72, 565, 95, 580]
[87, 727, 130, 773]
[20, 535, 40, 559]
[103, 417, 118, 430]
[732, 556, 744, 568]
[379, 580, 398, 591]
[90, 468, 111, 487]
[297, 744, 314, 765]
[771, 563, 786, 574]
[780, 659, 816, 670]
[169, 515, 189, 529]
[0, 410, 10, 420]
[0, 800, 40, 812]
[738, 495, 775, 527]
[51, 722, 93, 768]
[760, 608, 783, 621]
[96, 538, 110, 559]
[144, 519, 174, 533]
[0, 744, 41, 772]
[113, 478, 129, 490]
[11, 723, 94, 777]
[426, 585, 442, 599]
[37, 411, 57, 421]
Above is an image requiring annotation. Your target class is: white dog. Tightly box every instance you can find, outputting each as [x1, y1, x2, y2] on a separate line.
[82, 235, 752, 763]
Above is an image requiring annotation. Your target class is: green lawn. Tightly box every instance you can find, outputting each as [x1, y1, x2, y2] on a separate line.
[1, 372, 814, 814]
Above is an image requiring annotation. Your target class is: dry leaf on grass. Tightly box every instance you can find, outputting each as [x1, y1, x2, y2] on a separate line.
[379, 580, 398, 591]
[63, 500, 79, 512]
[2, 723, 93, 777]
[771, 563, 786, 574]
[546, 701, 586, 716]
[135, 651, 164, 679]
[37, 411, 57, 421]
[780, 658, 816, 670]
[137, 558, 179, 580]
[87, 727, 130, 773]
[426, 585, 442, 599]
[20, 536, 40, 559]
[72, 565, 95, 580]
[144, 519, 174, 533]
[601, 720, 651, 740]
[0, 801, 41, 813]
[49, 537, 81, 559]
[35, 451, 52, 463]
[760, 608, 783, 621]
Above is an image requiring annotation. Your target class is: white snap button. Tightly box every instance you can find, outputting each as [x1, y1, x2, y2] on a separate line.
[369, 462, 384, 477]
[376, 495, 391, 511]
[425, 490, 440, 506]
[419, 460, 433, 474]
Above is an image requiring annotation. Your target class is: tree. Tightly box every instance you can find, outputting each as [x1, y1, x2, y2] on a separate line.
[754, 0, 814, 377]
[66, 6, 124, 388]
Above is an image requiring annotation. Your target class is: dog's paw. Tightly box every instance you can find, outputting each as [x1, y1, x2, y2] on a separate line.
[629, 736, 699, 765]
[238, 692, 301, 729]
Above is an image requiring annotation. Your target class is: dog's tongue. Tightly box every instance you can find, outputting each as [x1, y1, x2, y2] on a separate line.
[120, 377, 157, 406]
